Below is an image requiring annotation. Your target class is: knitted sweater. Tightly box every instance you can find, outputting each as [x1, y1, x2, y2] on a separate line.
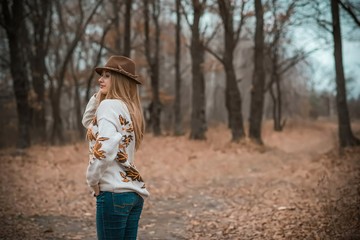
[82, 96, 149, 198]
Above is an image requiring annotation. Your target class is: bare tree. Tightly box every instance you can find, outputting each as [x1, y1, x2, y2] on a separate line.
[249, 0, 266, 144]
[111, 0, 124, 53]
[26, 0, 52, 143]
[330, 0, 360, 147]
[174, 0, 183, 136]
[144, 0, 162, 136]
[123, 0, 132, 57]
[1, 0, 31, 148]
[266, 0, 297, 131]
[205, 0, 248, 142]
[183, 0, 207, 140]
[49, 0, 102, 144]
[108, 0, 132, 55]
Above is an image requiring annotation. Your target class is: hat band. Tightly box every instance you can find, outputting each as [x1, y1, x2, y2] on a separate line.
[103, 66, 138, 79]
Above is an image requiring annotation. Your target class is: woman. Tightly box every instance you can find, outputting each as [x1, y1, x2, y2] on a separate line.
[82, 56, 149, 240]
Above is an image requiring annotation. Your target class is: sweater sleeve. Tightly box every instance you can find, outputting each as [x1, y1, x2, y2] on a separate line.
[82, 94, 97, 128]
[86, 100, 122, 189]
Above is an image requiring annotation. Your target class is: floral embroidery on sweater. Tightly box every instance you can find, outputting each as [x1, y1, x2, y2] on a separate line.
[119, 115, 129, 126]
[116, 150, 128, 163]
[115, 114, 134, 163]
[126, 124, 134, 133]
[120, 166, 144, 182]
[93, 137, 109, 159]
[122, 135, 133, 147]
[116, 114, 144, 183]
[120, 172, 130, 182]
[86, 128, 97, 141]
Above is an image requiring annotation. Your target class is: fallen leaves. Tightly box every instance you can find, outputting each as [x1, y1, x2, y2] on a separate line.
[0, 122, 359, 239]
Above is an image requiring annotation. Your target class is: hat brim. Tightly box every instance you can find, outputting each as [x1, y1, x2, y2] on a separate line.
[95, 67, 142, 85]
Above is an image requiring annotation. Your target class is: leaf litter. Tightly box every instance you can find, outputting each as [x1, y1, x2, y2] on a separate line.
[0, 120, 359, 239]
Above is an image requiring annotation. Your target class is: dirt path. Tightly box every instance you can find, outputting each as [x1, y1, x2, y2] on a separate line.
[137, 121, 338, 239]
[0, 120, 358, 239]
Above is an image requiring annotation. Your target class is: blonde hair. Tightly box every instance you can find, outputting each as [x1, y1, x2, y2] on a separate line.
[96, 72, 145, 150]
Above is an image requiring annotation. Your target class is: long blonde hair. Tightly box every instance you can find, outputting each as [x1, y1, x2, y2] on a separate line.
[96, 72, 145, 150]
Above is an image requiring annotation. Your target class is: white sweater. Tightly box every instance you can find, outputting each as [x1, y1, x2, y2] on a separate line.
[82, 96, 149, 198]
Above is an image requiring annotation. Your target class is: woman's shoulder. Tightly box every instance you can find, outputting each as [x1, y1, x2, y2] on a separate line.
[98, 99, 129, 114]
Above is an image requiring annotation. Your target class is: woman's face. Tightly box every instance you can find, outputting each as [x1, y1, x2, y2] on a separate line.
[98, 71, 111, 95]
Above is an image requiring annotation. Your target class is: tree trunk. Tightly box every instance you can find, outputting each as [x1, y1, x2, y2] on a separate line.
[222, 13, 245, 141]
[112, 0, 122, 53]
[150, 63, 161, 136]
[249, 0, 265, 144]
[190, 0, 207, 140]
[269, 76, 283, 132]
[144, 0, 162, 136]
[50, 93, 65, 144]
[205, 1, 246, 142]
[29, 0, 51, 143]
[269, 83, 277, 129]
[270, 39, 283, 132]
[174, 0, 183, 136]
[330, 0, 360, 147]
[123, 0, 132, 57]
[2, 0, 31, 148]
[224, 60, 245, 141]
[274, 75, 283, 131]
[152, 0, 161, 136]
[71, 61, 84, 139]
[30, 54, 47, 142]
[190, 43, 206, 140]
[74, 81, 84, 138]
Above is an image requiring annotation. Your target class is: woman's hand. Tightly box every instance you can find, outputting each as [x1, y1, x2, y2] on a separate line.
[92, 184, 100, 197]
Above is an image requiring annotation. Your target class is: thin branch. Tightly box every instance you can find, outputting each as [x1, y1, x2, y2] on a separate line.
[55, 1, 66, 38]
[88, 35, 117, 54]
[200, 23, 208, 41]
[204, 22, 221, 46]
[78, 0, 84, 26]
[264, 47, 322, 93]
[204, 45, 224, 64]
[278, 47, 320, 75]
[85, 23, 112, 101]
[316, 18, 333, 33]
[234, 0, 247, 43]
[143, 0, 152, 64]
[338, 0, 360, 27]
[180, 0, 192, 29]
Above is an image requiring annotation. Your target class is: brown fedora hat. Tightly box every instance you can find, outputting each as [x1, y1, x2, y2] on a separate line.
[95, 56, 142, 84]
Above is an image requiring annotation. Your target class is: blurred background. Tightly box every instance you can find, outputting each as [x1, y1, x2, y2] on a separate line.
[1, 1, 360, 239]
[0, 0, 359, 147]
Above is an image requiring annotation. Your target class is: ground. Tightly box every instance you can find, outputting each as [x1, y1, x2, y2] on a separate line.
[0, 120, 359, 240]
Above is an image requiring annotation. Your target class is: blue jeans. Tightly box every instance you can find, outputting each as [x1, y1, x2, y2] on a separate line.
[96, 191, 144, 240]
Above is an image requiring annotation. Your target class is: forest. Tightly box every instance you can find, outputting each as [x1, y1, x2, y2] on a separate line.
[0, 0, 360, 239]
